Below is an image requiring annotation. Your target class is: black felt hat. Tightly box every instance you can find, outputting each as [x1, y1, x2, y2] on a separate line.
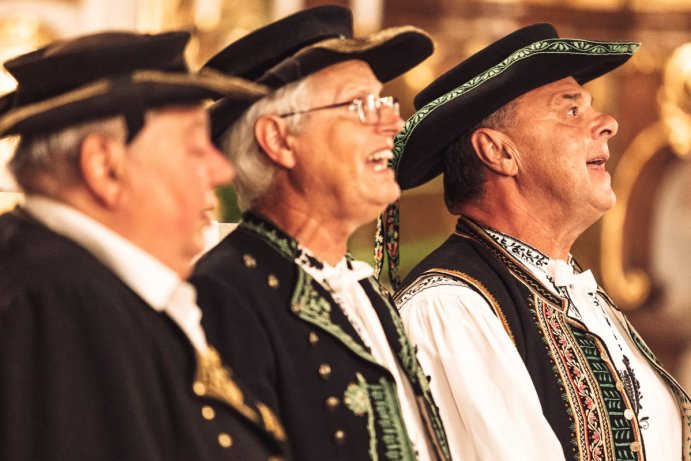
[0, 30, 268, 141]
[203, 5, 434, 141]
[393, 23, 640, 190]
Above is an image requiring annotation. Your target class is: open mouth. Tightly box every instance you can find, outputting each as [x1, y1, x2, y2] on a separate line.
[367, 150, 394, 172]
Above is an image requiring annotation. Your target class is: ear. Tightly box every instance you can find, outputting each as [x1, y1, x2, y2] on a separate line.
[80, 133, 125, 207]
[470, 127, 518, 176]
[254, 115, 296, 168]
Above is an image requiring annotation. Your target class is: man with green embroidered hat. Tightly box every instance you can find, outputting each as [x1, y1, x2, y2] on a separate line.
[388, 23, 690, 460]
[191, 5, 451, 461]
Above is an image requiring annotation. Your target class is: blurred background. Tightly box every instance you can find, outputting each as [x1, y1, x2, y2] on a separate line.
[1, 0, 690, 386]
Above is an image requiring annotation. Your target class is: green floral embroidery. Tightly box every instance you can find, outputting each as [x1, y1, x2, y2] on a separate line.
[239, 218, 299, 260]
[345, 374, 378, 460]
[291, 270, 378, 364]
[392, 38, 639, 169]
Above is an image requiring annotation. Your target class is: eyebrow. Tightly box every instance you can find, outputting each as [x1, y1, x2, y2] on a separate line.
[557, 92, 594, 105]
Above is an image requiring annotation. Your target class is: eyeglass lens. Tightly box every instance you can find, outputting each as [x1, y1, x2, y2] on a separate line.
[357, 96, 400, 124]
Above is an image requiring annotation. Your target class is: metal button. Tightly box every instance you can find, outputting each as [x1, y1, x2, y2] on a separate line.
[325, 396, 340, 411]
[267, 274, 279, 288]
[630, 441, 641, 452]
[193, 381, 206, 396]
[218, 432, 233, 448]
[201, 405, 215, 420]
[308, 331, 319, 346]
[333, 429, 346, 445]
[243, 254, 257, 268]
[616, 381, 625, 392]
[319, 363, 332, 380]
[624, 409, 634, 420]
[291, 304, 302, 313]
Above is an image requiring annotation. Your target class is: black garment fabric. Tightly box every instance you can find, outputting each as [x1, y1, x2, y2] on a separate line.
[191, 212, 451, 461]
[0, 210, 286, 461]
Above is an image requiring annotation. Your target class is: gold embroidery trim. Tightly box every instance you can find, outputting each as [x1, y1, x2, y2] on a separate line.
[425, 268, 516, 346]
[194, 347, 258, 422]
[257, 402, 287, 441]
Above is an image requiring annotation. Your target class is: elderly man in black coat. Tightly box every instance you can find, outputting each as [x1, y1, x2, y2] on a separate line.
[192, 6, 450, 461]
[0, 30, 287, 460]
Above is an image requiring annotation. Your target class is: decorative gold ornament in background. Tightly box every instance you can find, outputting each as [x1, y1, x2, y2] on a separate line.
[136, 0, 271, 69]
[601, 42, 691, 310]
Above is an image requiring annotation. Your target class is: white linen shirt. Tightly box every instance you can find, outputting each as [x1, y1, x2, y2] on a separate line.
[23, 195, 209, 354]
[397, 273, 566, 461]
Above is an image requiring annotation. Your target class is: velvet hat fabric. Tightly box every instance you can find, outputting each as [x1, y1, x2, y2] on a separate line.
[393, 23, 640, 190]
[0, 30, 268, 140]
[203, 5, 434, 141]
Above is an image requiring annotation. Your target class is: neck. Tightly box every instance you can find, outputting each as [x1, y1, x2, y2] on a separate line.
[460, 199, 589, 261]
[254, 198, 353, 267]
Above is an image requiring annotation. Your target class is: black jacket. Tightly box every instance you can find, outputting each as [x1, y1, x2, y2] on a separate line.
[192, 212, 451, 461]
[0, 209, 286, 460]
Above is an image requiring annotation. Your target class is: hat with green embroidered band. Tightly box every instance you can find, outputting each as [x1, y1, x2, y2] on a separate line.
[202, 4, 434, 142]
[393, 22, 640, 190]
[0, 30, 268, 142]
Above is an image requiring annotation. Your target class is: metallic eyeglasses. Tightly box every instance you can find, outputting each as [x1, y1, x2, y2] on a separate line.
[278, 95, 400, 125]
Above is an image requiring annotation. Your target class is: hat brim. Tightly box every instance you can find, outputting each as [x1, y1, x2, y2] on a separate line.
[394, 38, 639, 190]
[260, 26, 434, 87]
[0, 68, 268, 137]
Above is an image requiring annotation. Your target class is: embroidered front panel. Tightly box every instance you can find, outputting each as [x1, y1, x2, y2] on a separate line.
[343, 374, 417, 461]
[532, 296, 619, 461]
[345, 374, 378, 460]
[290, 269, 378, 365]
[571, 329, 641, 461]
[373, 279, 452, 461]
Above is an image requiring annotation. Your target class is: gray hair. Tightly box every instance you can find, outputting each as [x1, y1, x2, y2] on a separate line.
[10, 115, 127, 195]
[219, 77, 313, 210]
[443, 101, 517, 214]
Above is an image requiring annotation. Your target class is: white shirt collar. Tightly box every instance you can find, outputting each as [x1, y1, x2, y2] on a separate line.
[23, 195, 179, 312]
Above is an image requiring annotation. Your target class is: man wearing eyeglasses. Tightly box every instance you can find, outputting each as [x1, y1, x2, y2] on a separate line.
[190, 6, 451, 461]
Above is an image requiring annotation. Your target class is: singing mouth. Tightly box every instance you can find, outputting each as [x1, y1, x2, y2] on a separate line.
[367, 150, 394, 172]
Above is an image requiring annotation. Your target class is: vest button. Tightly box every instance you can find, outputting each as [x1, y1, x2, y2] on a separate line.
[201, 405, 215, 420]
[333, 429, 346, 445]
[318, 363, 332, 379]
[630, 441, 641, 452]
[218, 433, 233, 448]
[624, 409, 634, 420]
[193, 381, 206, 396]
[325, 396, 340, 411]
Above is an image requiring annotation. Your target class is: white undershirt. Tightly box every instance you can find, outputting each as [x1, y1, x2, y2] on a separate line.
[23, 195, 209, 354]
[295, 248, 434, 461]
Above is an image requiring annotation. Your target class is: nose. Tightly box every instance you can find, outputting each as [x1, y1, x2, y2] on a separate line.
[593, 112, 618, 140]
[376, 108, 405, 137]
[207, 144, 236, 186]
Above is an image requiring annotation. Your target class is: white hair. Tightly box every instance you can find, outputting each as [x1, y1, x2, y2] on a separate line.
[219, 76, 313, 210]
